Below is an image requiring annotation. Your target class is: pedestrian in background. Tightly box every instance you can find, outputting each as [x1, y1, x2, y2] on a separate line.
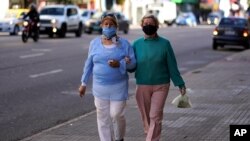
[132, 14, 186, 141]
[78, 13, 136, 141]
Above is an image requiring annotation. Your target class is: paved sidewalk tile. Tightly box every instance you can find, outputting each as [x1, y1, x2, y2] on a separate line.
[22, 50, 250, 141]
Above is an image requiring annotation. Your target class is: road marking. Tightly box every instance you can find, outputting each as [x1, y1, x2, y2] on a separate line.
[186, 60, 206, 65]
[20, 53, 44, 59]
[179, 67, 188, 72]
[29, 69, 63, 78]
[61, 91, 93, 96]
[61, 91, 79, 95]
[32, 49, 52, 52]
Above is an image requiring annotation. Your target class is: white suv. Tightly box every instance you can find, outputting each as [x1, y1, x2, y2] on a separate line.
[39, 5, 82, 38]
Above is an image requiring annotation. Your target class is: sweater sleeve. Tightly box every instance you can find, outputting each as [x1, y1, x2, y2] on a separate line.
[81, 42, 94, 85]
[166, 41, 185, 88]
[125, 41, 136, 70]
[126, 41, 137, 73]
[119, 39, 136, 74]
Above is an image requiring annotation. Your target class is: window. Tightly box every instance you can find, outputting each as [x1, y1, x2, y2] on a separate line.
[71, 8, 78, 15]
[66, 8, 77, 16]
[220, 18, 247, 27]
[82, 11, 88, 17]
[40, 8, 64, 16]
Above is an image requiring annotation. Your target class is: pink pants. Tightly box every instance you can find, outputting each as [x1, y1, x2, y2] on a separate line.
[136, 84, 170, 141]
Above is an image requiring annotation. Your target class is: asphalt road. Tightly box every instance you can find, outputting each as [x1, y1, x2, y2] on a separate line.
[0, 25, 244, 141]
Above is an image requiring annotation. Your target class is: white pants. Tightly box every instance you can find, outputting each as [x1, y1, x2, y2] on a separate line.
[94, 97, 126, 141]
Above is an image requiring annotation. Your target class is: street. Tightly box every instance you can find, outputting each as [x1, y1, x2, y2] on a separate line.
[0, 25, 243, 141]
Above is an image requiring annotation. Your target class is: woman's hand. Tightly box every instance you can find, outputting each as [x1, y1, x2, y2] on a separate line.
[179, 87, 186, 95]
[108, 59, 120, 68]
[79, 85, 86, 98]
[125, 56, 131, 64]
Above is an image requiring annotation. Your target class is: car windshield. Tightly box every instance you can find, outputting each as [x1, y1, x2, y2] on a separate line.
[40, 8, 64, 15]
[82, 11, 88, 17]
[208, 14, 219, 18]
[219, 18, 247, 27]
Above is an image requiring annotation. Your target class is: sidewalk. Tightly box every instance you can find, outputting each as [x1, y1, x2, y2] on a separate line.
[21, 50, 250, 141]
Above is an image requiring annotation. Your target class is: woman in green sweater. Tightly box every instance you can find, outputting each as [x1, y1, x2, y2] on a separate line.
[132, 14, 186, 141]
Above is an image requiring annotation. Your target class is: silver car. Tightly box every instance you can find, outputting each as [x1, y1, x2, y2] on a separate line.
[0, 10, 27, 35]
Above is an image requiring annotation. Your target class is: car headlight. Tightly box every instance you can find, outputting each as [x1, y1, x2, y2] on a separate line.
[23, 21, 29, 26]
[85, 21, 91, 26]
[243, 31, 248, 37]
[207, 19, 211, 24]
[213, 29, 218, 36]
[9, 20, 14, 25]
[51, 19, 57, 24]
[214, 18, 219, 25]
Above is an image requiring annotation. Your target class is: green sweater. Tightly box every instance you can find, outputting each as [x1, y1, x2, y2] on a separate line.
[132, 36, 185, 88]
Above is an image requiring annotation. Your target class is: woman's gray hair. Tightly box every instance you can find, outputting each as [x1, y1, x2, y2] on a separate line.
[140, 14, 159, 29]
[101, 13, 119, 27]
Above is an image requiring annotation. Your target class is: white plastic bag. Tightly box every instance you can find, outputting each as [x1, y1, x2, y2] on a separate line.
[171, 94, 192, 108]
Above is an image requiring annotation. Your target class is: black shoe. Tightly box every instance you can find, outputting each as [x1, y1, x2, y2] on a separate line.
[115, 139, 123, 141]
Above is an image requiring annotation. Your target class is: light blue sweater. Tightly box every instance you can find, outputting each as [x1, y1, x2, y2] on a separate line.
[81, 37, 136, 100]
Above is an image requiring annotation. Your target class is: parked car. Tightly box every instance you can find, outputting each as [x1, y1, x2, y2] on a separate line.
[146, 1, 177, 26]
[0, 9, 28, 35]
[81, 9, 96, 23]
[212, 17, 250, 50]
[207, 12, 223, 25]
[39, 5, 83, 38]
[175, 12, 197, 27]
[83, 11, 129, 34]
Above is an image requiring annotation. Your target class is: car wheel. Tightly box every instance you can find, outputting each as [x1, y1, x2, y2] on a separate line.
[98, 29, 102, 34]
[123, 29, 128, 34]
[244, 42, 250, 49]
[75, 23, 82, 37]
[33, 30, 39, 42]
[213, 41, 218, 50]
[59, 24, 67, 38]
[85, 29, 92, 34]
[10, 25, 20, 35]
[48, 33, 53, 38]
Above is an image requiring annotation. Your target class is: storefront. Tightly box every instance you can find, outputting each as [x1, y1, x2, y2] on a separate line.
[0, 0, 31, 19]
[0, 0, 9, 18]
[9, 0, 36, 9]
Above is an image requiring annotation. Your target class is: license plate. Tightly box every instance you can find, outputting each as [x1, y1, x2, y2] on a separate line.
[225, 31, 235, 35]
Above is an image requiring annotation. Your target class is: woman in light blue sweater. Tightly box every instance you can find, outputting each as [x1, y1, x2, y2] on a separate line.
[79, 13, 136, 141]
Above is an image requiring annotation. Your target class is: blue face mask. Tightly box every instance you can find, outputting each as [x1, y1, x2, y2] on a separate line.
[102, 27, 117, 39]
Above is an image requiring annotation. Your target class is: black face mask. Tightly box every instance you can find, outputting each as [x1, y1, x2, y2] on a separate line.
[142, 25, 157, 35]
